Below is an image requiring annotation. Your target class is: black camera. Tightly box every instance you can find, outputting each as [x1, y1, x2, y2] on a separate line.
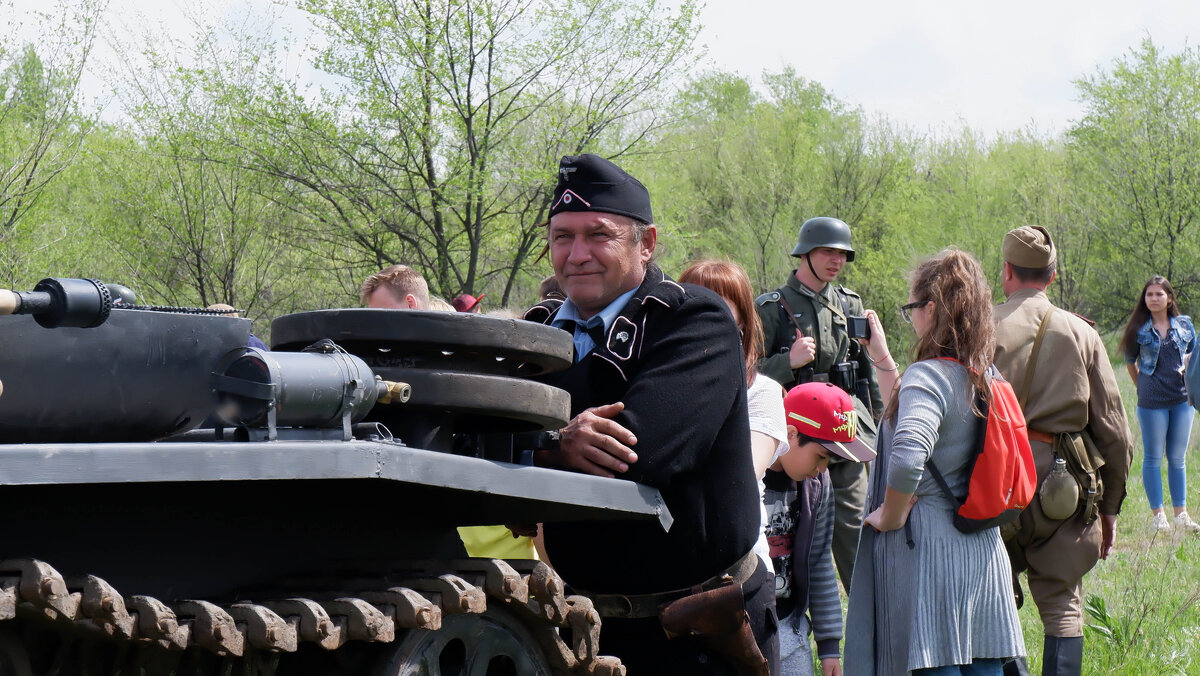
[847, 315, 871, 340]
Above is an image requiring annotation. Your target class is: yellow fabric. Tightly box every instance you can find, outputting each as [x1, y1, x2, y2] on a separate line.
[457, 525, 537, 560]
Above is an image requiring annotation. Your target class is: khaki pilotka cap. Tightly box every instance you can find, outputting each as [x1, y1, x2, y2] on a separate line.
[1002, 225, 1057, 268]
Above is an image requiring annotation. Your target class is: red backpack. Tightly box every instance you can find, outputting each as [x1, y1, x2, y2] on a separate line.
[928, 361, 1037, 533]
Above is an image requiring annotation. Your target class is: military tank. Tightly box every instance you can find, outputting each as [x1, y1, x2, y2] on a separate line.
[0, 279, 671, 675]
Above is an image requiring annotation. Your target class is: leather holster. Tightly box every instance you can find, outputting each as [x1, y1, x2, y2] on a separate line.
[658, 581, 768, 676]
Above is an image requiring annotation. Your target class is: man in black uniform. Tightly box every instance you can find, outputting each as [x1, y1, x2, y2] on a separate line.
[755, 217, 882, 589]
[526, 154, 777, 675]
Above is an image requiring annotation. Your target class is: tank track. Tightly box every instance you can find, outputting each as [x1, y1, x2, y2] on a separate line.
[0, 557, 624, 675]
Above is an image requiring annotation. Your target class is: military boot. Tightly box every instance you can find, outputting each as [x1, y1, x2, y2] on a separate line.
[1003, 657, 1031, 676]
[1041, 635, 1083, 676]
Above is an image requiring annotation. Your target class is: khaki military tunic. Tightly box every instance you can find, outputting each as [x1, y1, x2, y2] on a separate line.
[756, 272, 881, 591]
[993, 288, 1134, 637]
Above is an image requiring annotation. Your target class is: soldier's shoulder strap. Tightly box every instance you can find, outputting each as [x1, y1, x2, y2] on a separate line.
[835, 285, 861, 317]
[835, 285, 861, 300]
[1067, 310, 1097, 327]
[753, 289, 792, 353]
[1018, 307, 1056, 409]
[756, 290, 803, 349]
[756, 291, 781, 307]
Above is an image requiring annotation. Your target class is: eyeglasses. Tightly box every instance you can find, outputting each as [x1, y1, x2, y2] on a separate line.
[900, 300, 932, 323]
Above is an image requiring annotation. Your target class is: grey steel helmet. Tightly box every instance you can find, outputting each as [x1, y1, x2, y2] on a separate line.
[791, 217, 855, 261]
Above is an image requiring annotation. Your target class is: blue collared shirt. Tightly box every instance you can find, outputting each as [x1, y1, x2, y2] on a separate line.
[552, 287, 640, 362]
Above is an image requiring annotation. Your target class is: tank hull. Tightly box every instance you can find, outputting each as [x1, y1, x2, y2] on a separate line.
[0, 438, 663, 675]
[0, 437, 669, 600]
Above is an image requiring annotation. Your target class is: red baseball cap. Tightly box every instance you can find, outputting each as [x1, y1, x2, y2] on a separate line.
[783, 382, 876, 462]
[451, 293, 484, 312]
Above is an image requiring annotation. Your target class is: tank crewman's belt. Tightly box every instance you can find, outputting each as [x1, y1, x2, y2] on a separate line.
[1028, 429, 1054, 445]
[579, 549, 759, 619]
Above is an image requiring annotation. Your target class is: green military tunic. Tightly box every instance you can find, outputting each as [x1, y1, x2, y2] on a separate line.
[993, 287, 1134, 637]
[756, 272, 882, 591]
[756, 273, 883, 417]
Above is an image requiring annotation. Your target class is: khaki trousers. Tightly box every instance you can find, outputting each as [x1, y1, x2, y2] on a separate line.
[1005, 439, 1102, 637]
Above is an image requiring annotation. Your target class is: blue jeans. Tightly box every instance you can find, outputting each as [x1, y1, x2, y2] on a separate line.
[912, 658, 1005, 675]
[1137, 401, 1195, 510]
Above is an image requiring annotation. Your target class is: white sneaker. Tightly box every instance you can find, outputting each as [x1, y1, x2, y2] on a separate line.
[1151, 512, 1171, 533]
[1174, 511, 1200, 534]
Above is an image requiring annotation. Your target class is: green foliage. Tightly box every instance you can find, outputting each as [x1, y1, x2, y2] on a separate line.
[0, 0, 101, 285]
[70, 13, 341, 330]
[224, 0, 701, 307]
[1069, 38, 1200, 325]
[647, 69, 828, 287]
[9, 2, 1200, 337]
[644, 68, 920, 349]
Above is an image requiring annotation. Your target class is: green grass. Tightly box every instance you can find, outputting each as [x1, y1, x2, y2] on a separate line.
[1017, 362, 1200, 675]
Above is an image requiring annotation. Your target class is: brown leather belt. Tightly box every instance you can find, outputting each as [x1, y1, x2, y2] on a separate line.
[581, 549, 760, 619]
[1028, 429, 1055, 445]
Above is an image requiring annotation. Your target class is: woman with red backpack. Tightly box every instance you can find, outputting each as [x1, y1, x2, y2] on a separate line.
[843, 249, 1024, 676]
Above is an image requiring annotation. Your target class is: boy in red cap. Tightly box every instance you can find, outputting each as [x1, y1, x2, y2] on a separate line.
[765, 381, 875, 676]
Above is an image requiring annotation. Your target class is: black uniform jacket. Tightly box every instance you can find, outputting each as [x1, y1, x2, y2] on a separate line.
[525, 265, 760, 594]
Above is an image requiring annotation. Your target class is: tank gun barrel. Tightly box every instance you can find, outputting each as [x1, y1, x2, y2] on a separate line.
[0, 277, 114, 328]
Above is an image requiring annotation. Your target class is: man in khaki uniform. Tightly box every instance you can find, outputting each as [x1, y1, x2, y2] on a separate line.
[756, 216, 882, 589]
[993, 225, 1133, 676]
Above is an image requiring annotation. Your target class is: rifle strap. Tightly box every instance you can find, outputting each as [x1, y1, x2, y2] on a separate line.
[1018, 309, 1055, 410]
[777, 294, 806, 335]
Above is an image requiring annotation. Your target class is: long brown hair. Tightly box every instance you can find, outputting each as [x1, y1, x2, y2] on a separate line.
[1118, 275, 1179, 362]
[678, 259, 763, 386]
[884, 249, 995, 421]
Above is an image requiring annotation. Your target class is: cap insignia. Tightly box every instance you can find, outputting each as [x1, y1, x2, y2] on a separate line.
[552, 188, 591, 211]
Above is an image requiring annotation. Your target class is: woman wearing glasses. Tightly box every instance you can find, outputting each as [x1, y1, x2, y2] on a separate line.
[844, 249, 1024, 676]
[1118, 275, 1199, 534]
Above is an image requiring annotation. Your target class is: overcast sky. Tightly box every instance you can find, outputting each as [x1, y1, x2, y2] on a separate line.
[696, 0, 1200, 137]
[8, 0, 1200, 138]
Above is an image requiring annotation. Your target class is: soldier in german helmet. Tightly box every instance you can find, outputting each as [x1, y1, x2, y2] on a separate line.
[993, 225, 1133, 676]
[756, 216, 882, 590]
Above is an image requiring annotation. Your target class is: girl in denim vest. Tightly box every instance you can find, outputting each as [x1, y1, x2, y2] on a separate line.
[1119, 275, 1198, 534]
